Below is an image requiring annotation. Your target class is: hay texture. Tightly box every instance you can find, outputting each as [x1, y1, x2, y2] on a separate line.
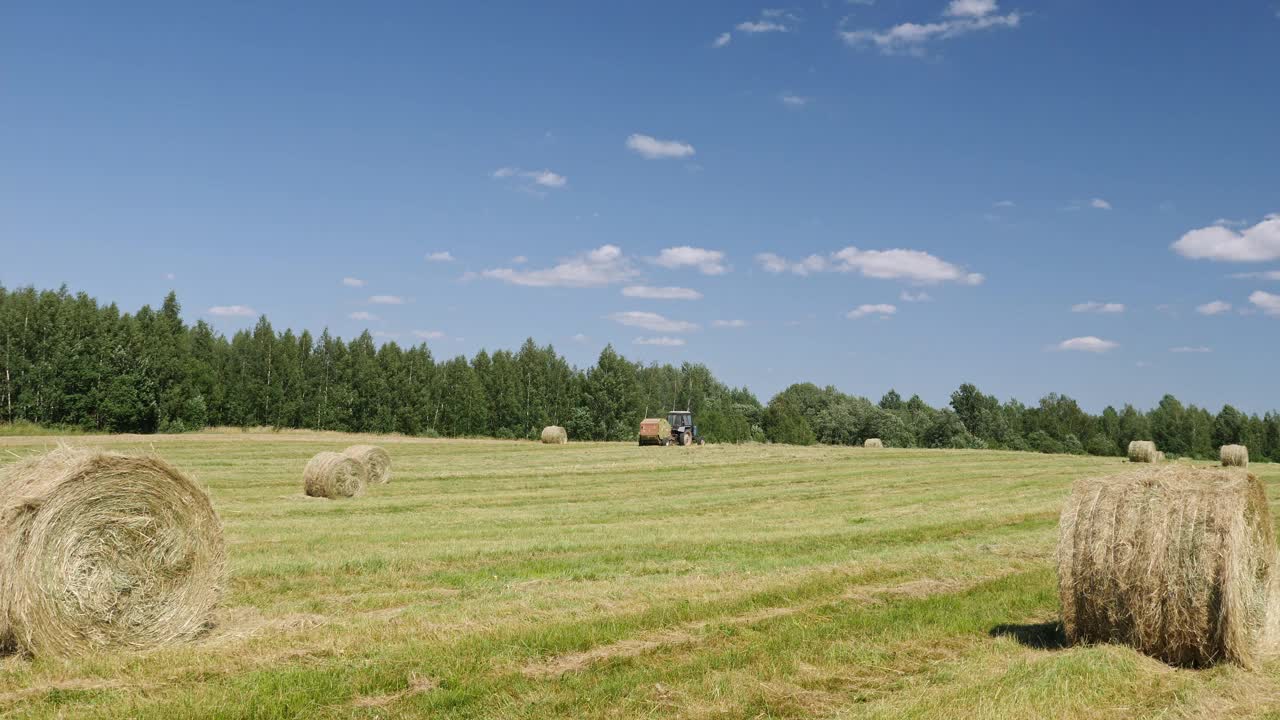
[0, 447, 226, 657]
[304, 452, 366, 499]
[1222, 444, 1250, 468]
[343, 444, 392, 484]
[541, 426, 568, 445]
[863, 438, 884, 449]
[1057, 465, 1276, 667]
[1127, 440, 1158, 463]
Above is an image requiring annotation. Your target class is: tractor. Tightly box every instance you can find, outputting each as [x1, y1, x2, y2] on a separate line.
[638, 410, 705, 446]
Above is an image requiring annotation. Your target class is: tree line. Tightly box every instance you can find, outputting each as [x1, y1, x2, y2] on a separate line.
[2, 285, 1276, 460]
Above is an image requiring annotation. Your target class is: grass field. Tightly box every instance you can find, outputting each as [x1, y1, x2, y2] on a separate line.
[2, 431, 1278, 719]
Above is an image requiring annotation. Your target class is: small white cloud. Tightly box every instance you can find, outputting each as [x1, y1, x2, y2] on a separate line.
[1090, 198, 1112, 210]
[1251, 290, 1280, 316]
[511, 255, 528, 264]
[426, 251, 455, 263]
[1215, 218, 1249, 228]
[847, 303, 897, 319]
[626, 133, 696, 160]
[1170, 346, 1212, 353]
[1055, 336, 1118, 353]
[737, 20, 788, 33]
[712, 319, 748, 328]
[758, 247, 982, 285]
[412, 330, 445, 340]
[780, 93, 810, 107]
[164, 272, 176, 281]
[207, 305, 256, 317]
[482, 244, 637, 288]
[349, 311, 378, 321]
[713, 32, 732, 48]
[1071, 301, 1125, 314]
[1173, 215, 1280, 262]
[609, 311, 699, 333]
[369, 295, 405, 305]
[492, 167, 568, 192]
[622, 285, 703, 300]
[654, 246, 727, 275]
[634, 336, 687, 346]
[900, 290, 933, 302]
[571, 333, 589, 343]
[1232, 270, 1280, 280]
[841, 2, 1020, 55]
[342, 277, 366, 288]
[993, 200, 1016, 208]
[1196, 300, 1233, 316]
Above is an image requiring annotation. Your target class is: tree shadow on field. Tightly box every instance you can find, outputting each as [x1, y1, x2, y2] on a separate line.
[989, 621, 1068, 650]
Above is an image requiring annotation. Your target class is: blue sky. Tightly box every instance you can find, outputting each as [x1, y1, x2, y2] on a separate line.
[3, 1, 1279, 412]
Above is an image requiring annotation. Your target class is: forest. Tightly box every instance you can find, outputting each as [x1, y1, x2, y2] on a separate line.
[2, 284, 1277, 460]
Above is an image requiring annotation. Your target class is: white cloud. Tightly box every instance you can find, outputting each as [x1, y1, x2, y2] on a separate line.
[342, 276, 366, 288]
[712, 319, 748, 328]
[1055, 336, 1118, 353]
[511, 255, 528, 264]
[608, 311, 698, 333]
[1172, 215, 1280, 262]
[847, 303, 897, 319]
[1196, 300, 1232, 316]
[780, 93, 810, 107]
[634, 336, 687, 347]
[737, 20, 788, 33]
[1090, 198, 1112, 210]
[1071, 301, 1125, 314]
[369, 295, 405, 305]
[207, 305, 256, 317]
[492, 167, 568, 191]
[482, 244, 637, 288]
[426, 251, 455, 262]
[349, 311, 378, 321]
[164, 272, 176, 281]
[1251, 290, 1280, 316]
[1215, 218, 1248, 228]
[1170, 346, 1212, 354]
[654, 246, 727, 275]
[571, 333, 589, 343]
[412, 330, 445, 340]
[626, 133, 696, 160]
[841, 1, 1020, 55]
[622, 285, 703, 300]
[900, 290, 933, 302]
[713, 32, 732, 48]
[993, 200, 1016, 208]
[756, 247, 982, 285]
[1232, 270, 1280, 280]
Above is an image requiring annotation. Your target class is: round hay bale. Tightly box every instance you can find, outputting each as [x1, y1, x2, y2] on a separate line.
[0, 446, 226, 657]
[303, 452, 366, 499]
[863, 438, 884, 449]
[342, 444, 392, 484]
[1222, 444, 1250, 468]
[541, 426, 568, 445]
[1056, 465, 1276, 667]
[1127, 440, 1157, 463]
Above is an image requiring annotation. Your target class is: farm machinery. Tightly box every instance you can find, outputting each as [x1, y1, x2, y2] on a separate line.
[638, 410, 704, 446]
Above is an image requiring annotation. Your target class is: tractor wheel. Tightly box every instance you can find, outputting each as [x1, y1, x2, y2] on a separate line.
[681, 433, 692, 447]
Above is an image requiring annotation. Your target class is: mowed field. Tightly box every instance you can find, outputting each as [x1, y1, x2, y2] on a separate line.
[2, 432, 1279, 719]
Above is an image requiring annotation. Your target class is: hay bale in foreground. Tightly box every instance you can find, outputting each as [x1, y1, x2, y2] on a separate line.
[304, 452, 367, 499]
[0, 447, 226, 657]
[863, 438, 884, 449]
[541, 426, 568, 445]
[1222, 444, 1250, 468]
[1057, 465, 1276, 667]
[343, 444, 392, 484]
[1127, 440, 1158, 463]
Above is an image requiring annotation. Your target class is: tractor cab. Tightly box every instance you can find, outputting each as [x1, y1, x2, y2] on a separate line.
[667, 410, 704, 446]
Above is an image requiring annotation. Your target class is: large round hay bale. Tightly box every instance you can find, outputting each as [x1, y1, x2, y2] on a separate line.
[0, 447, 226, 657]
[304, 452, 367, 499]
[863, 438, 884, 449]
[1127, 440, 1157, 463]
[343, 444, 392, 484]
[1056, 465, 1276, 667]
[541, 426, 568, 445]
[1222, 444, 1250, 468]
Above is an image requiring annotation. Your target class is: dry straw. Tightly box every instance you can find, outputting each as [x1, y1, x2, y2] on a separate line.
[863, 438, 884, 449]
[343, 445, 392, 484]
[1127, 440, 1158, 463]
[541, 426, 568, 445]
[1222, 444, 1249, 468]
[1057, 465, 1277, 667]
[0, 446, 226, 657]
[304, 452, 367, 499]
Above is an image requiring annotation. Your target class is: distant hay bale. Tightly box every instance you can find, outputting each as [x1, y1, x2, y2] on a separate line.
[343, 444, 392, 484]
[1057, 465, 1276, 667]
[863, 438, 884, 449]
[303, 452, 366, 499]
[1222, 444, 1250, 468]
[0, 446, 226, 657]
[541, 426, 568, 445]
[1127, 440, 1158, 463]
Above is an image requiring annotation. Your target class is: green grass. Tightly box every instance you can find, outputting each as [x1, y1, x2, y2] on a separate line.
[1, 431, 1278, 718]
